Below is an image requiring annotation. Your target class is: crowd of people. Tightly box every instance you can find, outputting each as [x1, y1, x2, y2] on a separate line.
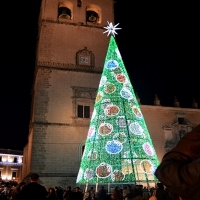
[0, 175, 170, 200]
[1, 124, 199, 200]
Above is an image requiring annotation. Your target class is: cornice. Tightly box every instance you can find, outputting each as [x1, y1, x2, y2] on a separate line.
[36, 60, 102, 74]
[140, 105, 200, 112]
[32, 121, 88, 127]
[41, 19, 105, 30]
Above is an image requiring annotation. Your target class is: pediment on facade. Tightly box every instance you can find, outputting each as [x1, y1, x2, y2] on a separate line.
[71, 86, 97, 99]
[162, 113, 194, 152]
[76, 47, 95, 67]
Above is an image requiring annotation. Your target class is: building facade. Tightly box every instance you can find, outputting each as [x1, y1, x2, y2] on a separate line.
[22, 0, 200, 189]
[0, 149, 23, 183]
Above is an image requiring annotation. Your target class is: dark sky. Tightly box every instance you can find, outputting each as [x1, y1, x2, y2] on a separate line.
[0, 1, 199, 150]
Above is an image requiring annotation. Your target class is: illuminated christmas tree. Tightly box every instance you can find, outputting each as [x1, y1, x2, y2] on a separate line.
[76, 23, 159, 186]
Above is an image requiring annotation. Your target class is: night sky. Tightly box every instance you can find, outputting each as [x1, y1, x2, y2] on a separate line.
[0, 1, 199, 150]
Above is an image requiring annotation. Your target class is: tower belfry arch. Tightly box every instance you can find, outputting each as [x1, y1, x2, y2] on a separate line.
[22, 0, 114, 188]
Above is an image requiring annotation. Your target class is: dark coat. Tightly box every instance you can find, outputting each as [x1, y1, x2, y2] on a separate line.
[63, 190, 74, 200]
[98, 188, 107, 200]
[21, 182, 47, 200]
[73, 191, 83, 200]
[155, 124, 200, 200]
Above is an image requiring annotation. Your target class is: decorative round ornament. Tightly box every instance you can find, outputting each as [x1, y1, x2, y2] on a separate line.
[84, 168, 94, 180]
[106, 60, 119, 70]
[142, 142, 155, 156]
[96, 162, 112, 178]
[112, 67, 122, 74]
[129, 122, 144, 136]
[105, 140, 123, 154]
[104, 105, 120, 116]
[120, 87, 133, 100]
[140, 159, 155, 174]
[98, 123, 113, 136]
[116, 73, 126, 83]
[111, 170, 125, 182]
[132, 106, 143, 120]
[104, 82, 116, 94]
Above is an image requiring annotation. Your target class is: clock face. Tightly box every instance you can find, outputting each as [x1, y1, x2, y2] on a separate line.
[79, 56, 89, 64]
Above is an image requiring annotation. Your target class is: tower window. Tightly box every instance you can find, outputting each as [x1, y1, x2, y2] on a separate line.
[86, 4, 101, 24]
[78, 105, 90, 118]
[58, 7, 71, 19]
[86, 11, 98, 23]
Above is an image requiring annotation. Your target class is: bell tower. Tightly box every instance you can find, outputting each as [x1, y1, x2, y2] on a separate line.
[22, 0, 114, 187]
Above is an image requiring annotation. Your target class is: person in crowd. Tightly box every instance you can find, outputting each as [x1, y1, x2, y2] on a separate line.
[112, 186, 122, 200]
[11, 182, 26, 200]
[63, 186, 73, 200]
[88, 187, 96, 200]
[46, 187, 57, 199]
[98, 186, 107, 200]
[73, 187, 83, 200]
[152, 182, 168, 200]
[55, 186, 63, 200]
[21, 173, 47, 200]
[142, 186, 150, 199]
[122, 186, 129, 200]
[155, 124, 200, 200]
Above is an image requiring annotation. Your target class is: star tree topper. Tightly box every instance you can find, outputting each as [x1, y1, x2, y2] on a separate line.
[103, 21, 121, 37]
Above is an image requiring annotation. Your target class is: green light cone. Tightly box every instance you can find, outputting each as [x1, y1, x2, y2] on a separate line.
[76, 36, 159, 185]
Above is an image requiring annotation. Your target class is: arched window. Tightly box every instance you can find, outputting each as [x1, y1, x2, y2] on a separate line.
[86, 4, 102, 24]
[78, 142, 86, 161]
[58, 1, 73, 20]
[58, 7, 71, 19]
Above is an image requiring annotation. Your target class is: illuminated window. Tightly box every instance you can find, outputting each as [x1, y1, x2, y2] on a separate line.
[78, 105, 90, 118]
[12, 171, 17, 179]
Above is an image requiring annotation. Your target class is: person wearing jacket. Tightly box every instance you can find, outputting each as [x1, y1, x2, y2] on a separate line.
[155, 124, 200, 200]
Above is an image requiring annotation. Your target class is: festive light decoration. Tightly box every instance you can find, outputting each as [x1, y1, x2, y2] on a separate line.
[103, 21, 121, 37]
[76, 35, 159, 185]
